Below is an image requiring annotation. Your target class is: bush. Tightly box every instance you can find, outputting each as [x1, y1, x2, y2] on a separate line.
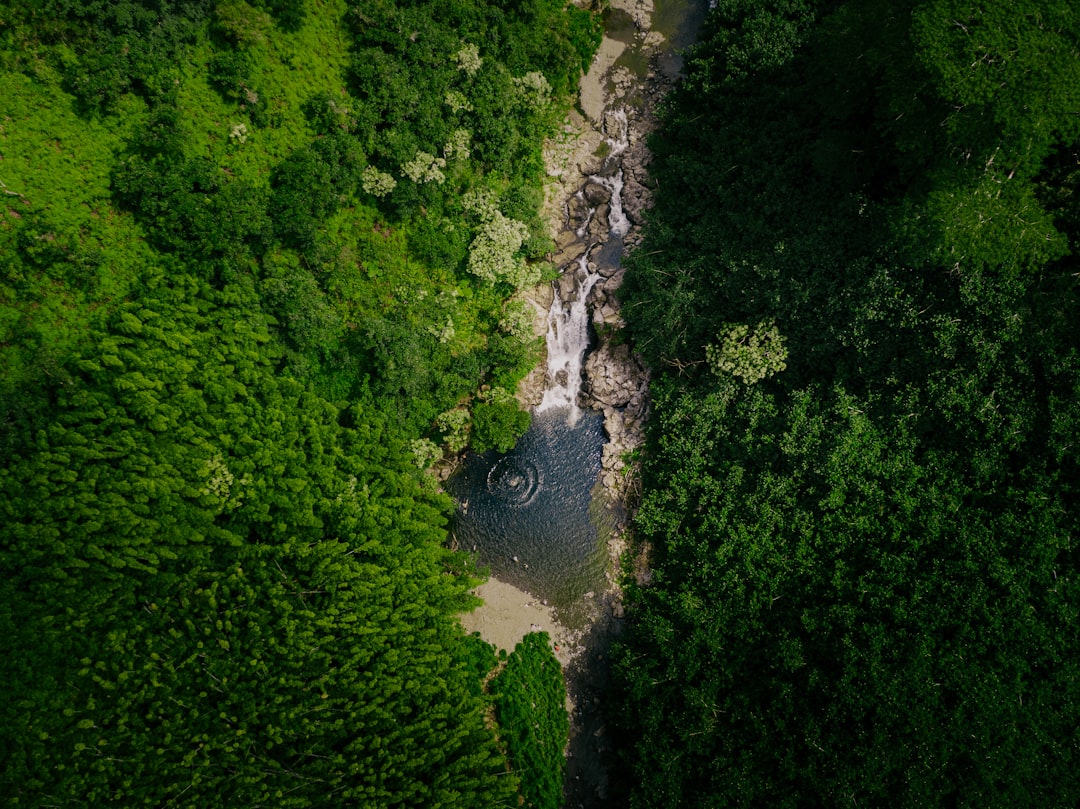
[207, 48, 252, 101]
[492, 632, 568, 809]
[471, 392, 530, 453]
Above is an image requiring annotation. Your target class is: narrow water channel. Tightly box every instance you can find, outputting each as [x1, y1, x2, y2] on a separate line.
[447, 117, 632, 624]
[450, 4, 710, 803]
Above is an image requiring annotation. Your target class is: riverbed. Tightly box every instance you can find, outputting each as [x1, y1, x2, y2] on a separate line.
[456, 1, 710, 805]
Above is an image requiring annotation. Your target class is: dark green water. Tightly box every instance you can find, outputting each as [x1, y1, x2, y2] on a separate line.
[653, 0, 711, 78]
[446, 408, 612, 627]
[607, 0, 709, 83]
[654, 0, 710, 51]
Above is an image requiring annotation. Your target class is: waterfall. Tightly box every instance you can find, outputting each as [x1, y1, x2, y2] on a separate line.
[595, 169, 629, 238]
[537, 109, 630, 421]
[602, 108, 629, 158]
[537, 254, 602, 418]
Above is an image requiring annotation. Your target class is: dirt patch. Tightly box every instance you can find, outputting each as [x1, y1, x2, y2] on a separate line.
[460, 579, 574, 661]
[579, 36, 628, 125]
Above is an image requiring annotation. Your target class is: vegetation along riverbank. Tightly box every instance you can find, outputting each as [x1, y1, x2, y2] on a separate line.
[610, 0, 1080, 806]
[1, 1, 600, 805]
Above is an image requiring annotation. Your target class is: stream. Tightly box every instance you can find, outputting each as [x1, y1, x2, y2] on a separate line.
[449, 1, 709, 805]
[448, 0, 705, 622]
[446, 106, 633, 625]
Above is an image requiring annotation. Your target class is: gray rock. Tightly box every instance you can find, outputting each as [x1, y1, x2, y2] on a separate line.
[589, 204, 611, 243]
[566, 195, 592, 233]
[583, 181, 612, 207]
[516, 364, 547, 408]
[557, 270, 579, 302]
[585, 342, 646, 409]
[622, 178, 651, 226]
[552, 239, 586, 270]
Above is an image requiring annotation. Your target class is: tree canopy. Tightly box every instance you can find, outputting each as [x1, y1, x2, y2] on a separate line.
[612, 0, 1080, 806]
[0, 1, 599, 805]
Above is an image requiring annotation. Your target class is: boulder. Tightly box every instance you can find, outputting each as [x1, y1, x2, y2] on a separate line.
[588, 203, 611, 244]
[551, 231, 587, 269]
[515, 364, 547, 409]
[557, 269, 579, 302]
[566, 194, 592, 234]
[622, 177, 651, 226]
[583, 180, 612, 207]
[585, 342, 647, 409]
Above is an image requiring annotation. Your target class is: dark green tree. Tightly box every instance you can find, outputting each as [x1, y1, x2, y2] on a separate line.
[613, 0, 1080, 805]
[493, 632, 569, 809]
[0, 277, 518, 807]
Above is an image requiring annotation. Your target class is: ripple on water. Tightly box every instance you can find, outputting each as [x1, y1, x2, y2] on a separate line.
[486, 456, 542, 506]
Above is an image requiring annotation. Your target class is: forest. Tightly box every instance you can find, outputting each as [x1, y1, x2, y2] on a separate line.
[6, 0, 1079, 806]
[0, 0, 595, 805]
[612, 0, 1080, 806]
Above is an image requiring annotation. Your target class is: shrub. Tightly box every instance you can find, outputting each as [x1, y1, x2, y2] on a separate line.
[492, 632, 568, 809]
[471, 389, 530, 453]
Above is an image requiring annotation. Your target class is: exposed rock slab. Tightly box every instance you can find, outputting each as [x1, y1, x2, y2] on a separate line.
[585, 342, 647, 408]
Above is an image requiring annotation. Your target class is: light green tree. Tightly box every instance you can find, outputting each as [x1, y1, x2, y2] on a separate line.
[435, 408, 471, 454]
[454, 43, 482, 76]
[410, 437, 442, 469]
[444, 128, 472, 161]
[513, 71, 552, 108]
[361, 165, 397, 197]
[499, 299, 536, 340]
[444, 90, 472, 113]
[706, 320, 788, 384]
[466, 211, 539, 289]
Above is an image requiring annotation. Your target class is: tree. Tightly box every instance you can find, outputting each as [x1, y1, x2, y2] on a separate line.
[467, 209, 539, 289]
[493, 632, 569, 809]
[0, 277, 518, 807]
[705, 320, 788, 384]
[471, 387, 531, 453]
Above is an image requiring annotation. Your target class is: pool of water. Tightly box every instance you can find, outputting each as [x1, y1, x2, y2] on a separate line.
[607, 0, 710, 85]
[653, 0, 711, 78]
[446, 408, 613, 628]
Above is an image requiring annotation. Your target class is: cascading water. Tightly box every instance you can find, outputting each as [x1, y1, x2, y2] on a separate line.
[538, 109, 630, 419]
[537, 254, 600, 419]
[446, 110, 633, 623]
[452, 3, 710, 802]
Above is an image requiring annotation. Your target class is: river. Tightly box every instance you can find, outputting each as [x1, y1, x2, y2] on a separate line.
[451, 1, 709, 805]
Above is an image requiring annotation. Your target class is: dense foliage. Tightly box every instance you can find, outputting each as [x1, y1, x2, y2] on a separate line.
[493, 632, 569, 809]
[613, 0, 1080, 806]
[1, 278, 516, 806]
[0, 0, 598, 805]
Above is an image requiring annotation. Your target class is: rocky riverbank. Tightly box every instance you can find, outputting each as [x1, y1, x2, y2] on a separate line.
[460, 2, 707, 805]
[519, 0, 683, 513]
[515, 3, 699, 806]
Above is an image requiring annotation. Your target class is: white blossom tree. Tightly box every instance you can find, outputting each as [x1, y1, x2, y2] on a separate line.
[361, 165, 397, 197]
[454, 43, 482, 76]
[401, 150, 447, 184]
[467, 211, 539, 289]
[706, 320, 788, 384]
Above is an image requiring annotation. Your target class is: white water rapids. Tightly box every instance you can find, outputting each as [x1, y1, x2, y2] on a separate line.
[537, 109, 631, 420]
